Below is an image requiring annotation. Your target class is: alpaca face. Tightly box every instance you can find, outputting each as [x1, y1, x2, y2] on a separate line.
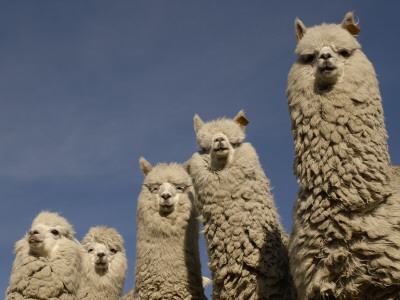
[193, 111, 248, 170]
[140, 158, 193, 215]
[210, 132, 236, 170]
[28, 223, 62, 258]
[294, 17, 361, 91]
[315, 46, 345, 85]
[148, 181, 186, 213]
[85, 241, 117, 272]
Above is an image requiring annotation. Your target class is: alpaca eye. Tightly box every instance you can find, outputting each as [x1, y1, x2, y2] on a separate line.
[149, 186, 159, 193]
[176, 186, 186, 192]
[339, 50, 351, 58]
[110, 248, 117, 254]
[88, 248, 93, 253]
[302, 54, 315, 63]
[51, 230, 59, 235]
[231, 142, 240, 148]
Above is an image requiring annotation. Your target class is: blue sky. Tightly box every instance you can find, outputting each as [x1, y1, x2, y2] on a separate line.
[1, 1, 399, 298]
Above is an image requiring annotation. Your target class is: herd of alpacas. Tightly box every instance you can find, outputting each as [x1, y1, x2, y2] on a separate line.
[5, 12, 400, 300]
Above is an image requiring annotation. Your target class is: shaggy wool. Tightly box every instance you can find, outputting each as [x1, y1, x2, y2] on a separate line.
[121, 158, 207, 300]
[6, 211, 82, 300]
[190, 111, 295, 300]
[287, 12, 400, 299]
[78, 226, 127, 300]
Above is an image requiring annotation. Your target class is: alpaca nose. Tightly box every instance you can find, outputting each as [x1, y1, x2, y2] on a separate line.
[29, 230, 39, 235]
[161, 193, 172, 200]
[319, 52, 332, 60]
[97, 252, 105, 258]
[214, 136, 224, 142]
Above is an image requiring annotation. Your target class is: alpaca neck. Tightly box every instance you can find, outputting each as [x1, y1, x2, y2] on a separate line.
[289, 83, 391, 211]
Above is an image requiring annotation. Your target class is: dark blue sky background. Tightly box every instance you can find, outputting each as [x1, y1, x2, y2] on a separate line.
[1, 1, 399, 298]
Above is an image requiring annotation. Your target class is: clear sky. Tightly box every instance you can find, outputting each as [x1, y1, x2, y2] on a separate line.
[1, 1, 399, 298]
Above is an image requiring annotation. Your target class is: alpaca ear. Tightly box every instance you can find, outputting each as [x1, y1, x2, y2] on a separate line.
[194, 114, 203, 133]
[341, 11, 360, 35]
[295, 18, 307, 41]
[234, 110, 249, 129]
[139, 157, 152, 176]
[183, 159, 191, 175]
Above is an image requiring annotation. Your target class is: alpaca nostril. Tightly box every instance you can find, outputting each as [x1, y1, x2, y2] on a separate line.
[97, 252, 105, 258]
[320, 52, 332, 60]
[214, 137, 224, 142]
[30, 230, 39, 235]
[161, 193, 171, 200]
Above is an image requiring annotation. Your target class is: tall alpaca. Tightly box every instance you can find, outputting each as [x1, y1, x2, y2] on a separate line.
[6, 211, 82, 300]
[287, 12, 400, 299]
[190, 110, 295, 299]
[78, 226, 127, 300]
[121, 158, 207, 300]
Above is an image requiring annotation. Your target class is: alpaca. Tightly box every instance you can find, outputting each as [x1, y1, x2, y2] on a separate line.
[77, 226, 127, 300]
[6, 211, 82, 300]
[121, 157, 207, 300]
[189, 110, 295, 299]
[287, 12, 400, 299]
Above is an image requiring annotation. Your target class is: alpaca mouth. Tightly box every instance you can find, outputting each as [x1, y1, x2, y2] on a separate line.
[213, 147, 229, 158]
[320, 66, 336, 73]
[29, 237, 43, 245]
[160, 203, 174, 210]
[213, 147, 229, 154]
[159, 202, 175, 214]
[95, 261, 108, 269]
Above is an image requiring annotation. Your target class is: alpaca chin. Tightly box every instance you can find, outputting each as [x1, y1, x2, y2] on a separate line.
[211, 149, 233, 170]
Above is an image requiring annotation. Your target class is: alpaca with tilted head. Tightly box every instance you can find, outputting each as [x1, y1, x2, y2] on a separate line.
[189, 110, 295, 299]
[121, 158, 207, 300]
[6, 211, 82, 300]
[287, 12, 400, 299]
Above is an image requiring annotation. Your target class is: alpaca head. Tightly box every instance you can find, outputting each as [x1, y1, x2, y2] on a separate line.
[293, 12, 361, 91]
[139, 157, 192, 215]
[81, 226, 126, 276]
[193, 110, 249, 170]
[28, 211, 75, 258]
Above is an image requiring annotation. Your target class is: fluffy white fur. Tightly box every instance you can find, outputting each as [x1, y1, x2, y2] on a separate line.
[190, 111, 295, 299]
[121, 158, 207, 299]
[287, 12, 400, 299]
[6, 211, 82, 300]
[77, 226, 127, 300]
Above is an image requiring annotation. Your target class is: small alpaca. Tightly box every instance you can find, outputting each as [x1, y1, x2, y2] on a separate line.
[287, 12, 400, 299]
[77, 226, 127, 300]
[6, 211, 82, 300]
[189, 110, 295, 299]
[121, 158, 207, 300]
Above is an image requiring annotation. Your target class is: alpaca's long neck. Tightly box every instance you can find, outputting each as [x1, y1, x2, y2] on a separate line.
[288, 78, 391, 211]
[134, 215, 204, 297]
